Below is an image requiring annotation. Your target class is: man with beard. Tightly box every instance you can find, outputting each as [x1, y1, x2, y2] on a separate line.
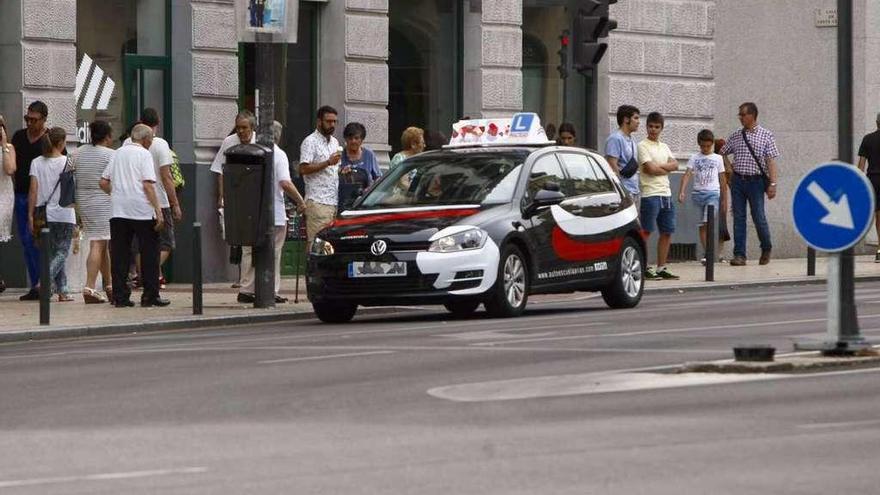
[299, 106, 341, 244]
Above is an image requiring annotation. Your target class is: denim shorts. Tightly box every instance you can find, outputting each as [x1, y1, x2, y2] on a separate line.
[691, 190, 720, 224]
[640, 195, 676, 234]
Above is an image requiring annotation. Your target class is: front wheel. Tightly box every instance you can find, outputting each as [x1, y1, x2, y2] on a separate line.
[601, 237, 644, 309]
[484, 245, 529, 318]
[312, 302, 358, 323]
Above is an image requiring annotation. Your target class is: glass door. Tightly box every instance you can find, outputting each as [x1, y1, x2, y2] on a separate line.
[122, 55, 172, 139]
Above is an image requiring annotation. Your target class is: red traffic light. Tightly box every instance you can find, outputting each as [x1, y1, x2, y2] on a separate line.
[561, 35, 570, 46]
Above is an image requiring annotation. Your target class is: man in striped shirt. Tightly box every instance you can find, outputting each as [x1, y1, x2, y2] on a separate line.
[719, 102, 779, 266]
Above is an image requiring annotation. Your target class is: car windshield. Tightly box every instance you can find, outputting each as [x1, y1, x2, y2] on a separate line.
[357, 150, 529, 209]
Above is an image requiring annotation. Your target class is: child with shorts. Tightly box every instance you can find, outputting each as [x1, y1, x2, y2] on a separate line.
[678, 129, 728, 264]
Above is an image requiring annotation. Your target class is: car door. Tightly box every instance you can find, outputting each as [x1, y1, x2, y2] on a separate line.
[553, 152, 628, 282]
[523, 152, 571, 281]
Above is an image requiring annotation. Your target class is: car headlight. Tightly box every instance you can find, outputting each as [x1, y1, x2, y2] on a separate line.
[428, 228, 488, 253]
[310, 237, 335, 256]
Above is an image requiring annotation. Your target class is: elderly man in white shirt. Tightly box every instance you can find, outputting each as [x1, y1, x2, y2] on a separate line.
[235, 121, 306, 304]
[100, 124, 169, 308]
[299, 105, 342, 244]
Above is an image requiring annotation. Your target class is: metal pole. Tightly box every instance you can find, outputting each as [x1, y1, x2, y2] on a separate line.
[39, 228, 50, 325]
[192, 222, 203, 315]
[807, 247, 816, 276]
[705, 204, 715, 282]
[253, 32, 276, 308]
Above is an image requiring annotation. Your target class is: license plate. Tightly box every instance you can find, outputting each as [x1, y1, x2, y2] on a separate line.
[348, 261, 408, 278]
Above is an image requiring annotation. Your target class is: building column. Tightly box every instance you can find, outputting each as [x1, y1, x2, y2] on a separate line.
[463, 0, 523, 119]
[181, 0, 241, 282]
[320, 0, 390, 162]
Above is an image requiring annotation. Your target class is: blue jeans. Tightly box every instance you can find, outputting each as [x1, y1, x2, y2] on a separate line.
[14, 193, 40, 287]
[731, 174, 772, 258]
[47, 222, 74, 295]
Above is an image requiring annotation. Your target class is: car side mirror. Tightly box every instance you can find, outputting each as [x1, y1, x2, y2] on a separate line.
[524, 187, 566, 217]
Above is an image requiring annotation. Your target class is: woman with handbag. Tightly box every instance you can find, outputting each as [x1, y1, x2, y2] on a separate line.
[74, 120, 114, 303]
[27, 127, 76, 302]
[0, 115, 16, 293]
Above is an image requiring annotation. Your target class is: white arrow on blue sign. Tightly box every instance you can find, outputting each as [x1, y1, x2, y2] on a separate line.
[791, 162, 876, 252]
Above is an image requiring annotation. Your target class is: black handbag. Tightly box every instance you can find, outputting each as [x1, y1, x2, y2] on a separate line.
[58, 157, 76, 207]
[741, 129, 771, 191]
[618, 140, 639, 179]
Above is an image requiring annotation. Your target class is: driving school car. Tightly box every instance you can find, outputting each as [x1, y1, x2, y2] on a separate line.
[307, 113, 646, 323]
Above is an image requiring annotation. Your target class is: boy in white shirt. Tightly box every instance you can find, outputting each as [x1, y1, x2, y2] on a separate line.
[678, 129, 728, 264]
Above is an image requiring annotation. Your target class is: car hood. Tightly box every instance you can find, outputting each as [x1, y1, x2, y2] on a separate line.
[324, 205, 503, 243]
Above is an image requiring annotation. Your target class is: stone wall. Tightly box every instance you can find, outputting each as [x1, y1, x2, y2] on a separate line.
[606, 0, 716, 157]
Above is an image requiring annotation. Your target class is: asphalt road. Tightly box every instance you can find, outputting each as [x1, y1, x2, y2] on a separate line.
[2, 283, 880, 494]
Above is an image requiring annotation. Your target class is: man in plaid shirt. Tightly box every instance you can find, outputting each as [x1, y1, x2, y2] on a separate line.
[719, 102, 779, 266]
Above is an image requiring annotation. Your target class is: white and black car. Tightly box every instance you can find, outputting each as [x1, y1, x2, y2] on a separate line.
[307, 114, 646, 323]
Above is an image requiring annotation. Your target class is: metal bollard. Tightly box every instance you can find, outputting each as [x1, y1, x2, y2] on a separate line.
[192, 222, 203, 315]
[705, 204, 715, 282]
[807, 247, 816, 276]
[39, 228, 50, 325]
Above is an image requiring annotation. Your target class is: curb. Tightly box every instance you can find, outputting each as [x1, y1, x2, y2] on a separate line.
[0, 306, 415, 345]
[679, 352, 880, 374]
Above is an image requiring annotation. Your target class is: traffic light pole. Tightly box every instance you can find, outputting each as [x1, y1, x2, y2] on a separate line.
[254, 33, 276, 308]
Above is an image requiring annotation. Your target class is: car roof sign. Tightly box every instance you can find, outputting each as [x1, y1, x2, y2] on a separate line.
[445, 112, 553, 148]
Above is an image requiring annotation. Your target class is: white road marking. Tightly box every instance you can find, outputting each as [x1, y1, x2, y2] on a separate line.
[428, 372, 784, 402]
[0, 467, 207, 488]
[258, 350, 395, 364]
[470, 314, 880, 346]
[797, 419, 880, 430]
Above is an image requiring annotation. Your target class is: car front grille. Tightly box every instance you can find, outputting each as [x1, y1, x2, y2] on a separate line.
[322, 273, 439, 296]
[333, 240, 432, 254]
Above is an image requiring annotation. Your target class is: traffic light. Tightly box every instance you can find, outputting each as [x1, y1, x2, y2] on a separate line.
[573, 0, 618, 75]
[557, 30, 570, 79]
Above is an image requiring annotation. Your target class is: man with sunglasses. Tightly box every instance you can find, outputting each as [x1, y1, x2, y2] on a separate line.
[11, 101, 55, 300]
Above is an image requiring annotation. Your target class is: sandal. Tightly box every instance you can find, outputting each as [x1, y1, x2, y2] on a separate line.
[57, 293, 75, 303]
[104, 286, 113, 303]
[83, 287, 107, 304]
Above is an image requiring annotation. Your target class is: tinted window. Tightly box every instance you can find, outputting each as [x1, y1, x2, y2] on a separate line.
[357, 150, 528, 209]
[559, 153, 614, 195]
[527, 154, 567, 199]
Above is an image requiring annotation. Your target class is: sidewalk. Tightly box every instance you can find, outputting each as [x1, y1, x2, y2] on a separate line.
[0, 255, 878, 342]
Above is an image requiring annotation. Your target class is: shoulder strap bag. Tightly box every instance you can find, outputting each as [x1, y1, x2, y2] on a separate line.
[741, 129, 771, 191]
[57, 157, 76, 207]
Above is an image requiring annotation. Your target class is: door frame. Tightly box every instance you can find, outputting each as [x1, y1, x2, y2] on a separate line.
[122, 54, 172, 139]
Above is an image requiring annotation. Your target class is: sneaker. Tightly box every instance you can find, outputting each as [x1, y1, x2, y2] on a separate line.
[874, 251, 880, 263]
[274, 295, 289, 304]
[730, 256, 747, 266]
[644, 267, 660, 280]
[656, 267, 680, 280]
[237, 292, 256, 303]
[700, 257, 707, 266]
[759, 249, 771, 265]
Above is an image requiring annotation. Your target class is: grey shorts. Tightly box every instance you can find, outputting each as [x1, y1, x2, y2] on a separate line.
[159, 207, 176, 251]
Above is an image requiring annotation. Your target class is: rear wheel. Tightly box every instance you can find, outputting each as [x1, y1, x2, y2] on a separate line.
[312, 302, 358, 323]
[443, 300, 480, 317]
[601, 237, 644, 309]
[485, 245, 529, 318]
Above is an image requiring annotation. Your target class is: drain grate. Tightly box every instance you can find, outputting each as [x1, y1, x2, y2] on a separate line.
[668, 243, 697, 261]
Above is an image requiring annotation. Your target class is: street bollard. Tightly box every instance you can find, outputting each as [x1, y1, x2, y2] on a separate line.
[193, 222, 203, 315]
[807, 247, 816, 276]
[39, 228, 50, 325]
[705, 204, 715, 282]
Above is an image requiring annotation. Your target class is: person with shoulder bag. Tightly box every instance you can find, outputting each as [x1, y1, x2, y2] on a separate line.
[719, 102, 780, 266]
[27, 127, 77, 302]
[0, 115, 16, 293]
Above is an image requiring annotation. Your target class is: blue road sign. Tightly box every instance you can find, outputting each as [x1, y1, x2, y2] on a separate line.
[792, 162, 876, 252]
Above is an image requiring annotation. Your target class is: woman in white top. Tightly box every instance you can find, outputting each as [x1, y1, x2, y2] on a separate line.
[0, 115, 17, 293]
[28, 127, 76, 302]
[74, 120, 114, 303]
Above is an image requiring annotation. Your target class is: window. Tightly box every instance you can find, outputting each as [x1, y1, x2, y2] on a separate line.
[559, 153, 614, 196]
[527, 153, 567, 199]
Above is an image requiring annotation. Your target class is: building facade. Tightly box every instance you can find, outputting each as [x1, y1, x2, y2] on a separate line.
[1, 0, 878, 286]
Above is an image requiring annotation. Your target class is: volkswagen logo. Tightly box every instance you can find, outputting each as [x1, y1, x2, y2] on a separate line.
[370, 240, 387, 256]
